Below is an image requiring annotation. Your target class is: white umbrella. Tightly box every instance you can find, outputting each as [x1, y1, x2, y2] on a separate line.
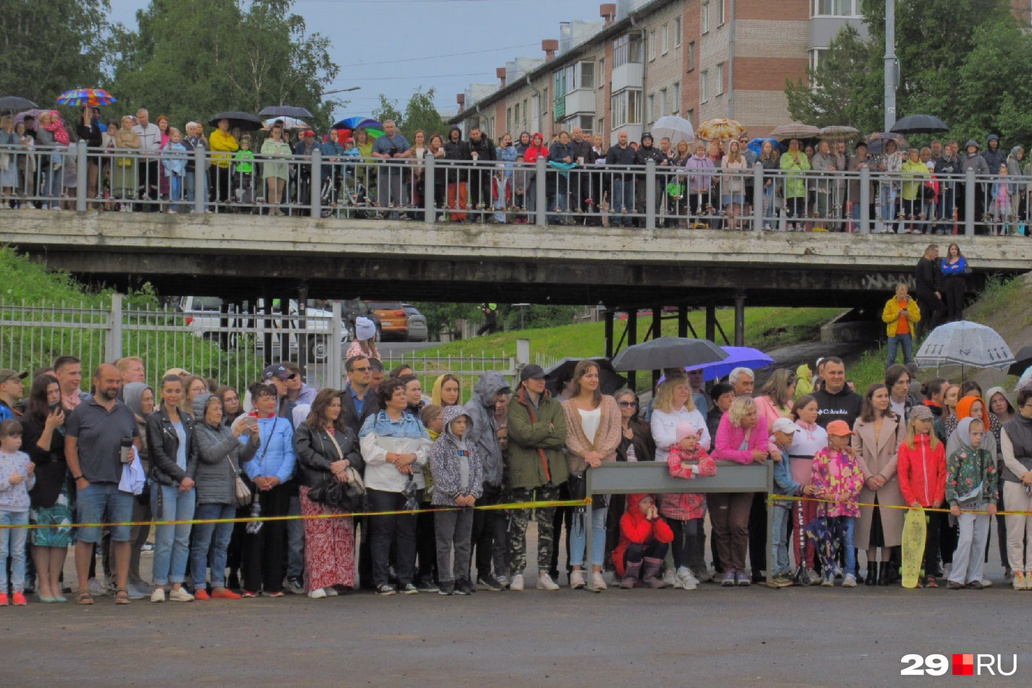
[651, 116, 695, 146]
[914, 321, 1015, 371]
[262, 116, 309, 131]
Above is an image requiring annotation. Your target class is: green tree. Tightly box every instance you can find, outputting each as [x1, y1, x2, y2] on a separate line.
[372, 94, 404, 129]
[785, 25, 874, 129]
[401, 88, 448, 142]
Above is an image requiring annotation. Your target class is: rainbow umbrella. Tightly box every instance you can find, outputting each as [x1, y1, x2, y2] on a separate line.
[331, 116, 384, 139]
[57, 88, 117, 107]
[697, 118, 744, 142]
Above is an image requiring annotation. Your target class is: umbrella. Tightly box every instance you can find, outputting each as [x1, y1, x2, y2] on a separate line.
[0, 96, 38, 112]
[611, 337, 728, 372]
[697, 118, 744, 142]
[818, 125, 860, 143]
[333, 116, 382, 131]
[259, 105, 314, 120]
[56, 88, 116, 107]
[914, 321, 1015, 371]
[685, 346, 774, 382]
[651, 115, 695, 146]
[890, 114, 949, 135]
[1015, 366, 1032, 392]
[1008, 345, 1032, 376]
[865, 131, 908, 156]
[262, 116, 309, 131]
[14, 108, 46, 125]
[770, 123, 820, 141]
[543, 357, 627, 397]
[747, 137, 777, 157]
[209, 111, 262, 131]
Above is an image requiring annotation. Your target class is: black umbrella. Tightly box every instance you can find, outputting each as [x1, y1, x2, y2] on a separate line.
[890, 115, 949, 135]
[259, 105, 314, 120]
[611, 337, 728, 372]
[209, 111, 263, 131]
[0, 96, 38, 111]
[1008, 344, 1032, 376]
[544, 357, 627, 397]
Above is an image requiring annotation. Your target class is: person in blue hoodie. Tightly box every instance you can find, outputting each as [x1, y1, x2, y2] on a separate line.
[162, 128, 188, 213]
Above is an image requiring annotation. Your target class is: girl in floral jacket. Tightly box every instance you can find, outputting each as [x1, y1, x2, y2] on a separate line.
[945, 418, 998, 590]
[810, 420, 865, 587]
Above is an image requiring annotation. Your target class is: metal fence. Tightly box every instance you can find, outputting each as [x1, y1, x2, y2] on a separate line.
[2, 141, 1028, 236]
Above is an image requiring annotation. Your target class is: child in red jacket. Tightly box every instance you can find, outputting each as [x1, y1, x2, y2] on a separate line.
[613, 493, 674, 589]
[896, 405, 947, 587]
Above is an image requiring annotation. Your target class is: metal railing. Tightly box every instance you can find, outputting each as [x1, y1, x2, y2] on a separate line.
[2, 142, 1028, 236]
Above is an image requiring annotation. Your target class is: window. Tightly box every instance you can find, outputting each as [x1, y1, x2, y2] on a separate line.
[686, 108, 694, 127]
[674, 18, 682, 47]
[596, 116, 604, 136]
[718, 0, 726, 25]
[700, 70, 708, 103]
[581, 62, 594, 89]
[611, 89, 642, 127]
[647, 94, 655, 124]
[514, 103, 520, 126]
[648, 29, 657, 61]
[716, 63, 724, 96]
[659, 88, 668, 117]
[523, 99, 529, 125]
[687, 41, 695, 71]
[672, 82, 680, 114]
[614, 34, 644, 67]
[506, 107, 512, 134]
[662, 24, 669, 55]
[814, 0, 855, 16]
[598, 58, 605, 88]
[701, 2, 709, 33]
[809, 48, 827, 72]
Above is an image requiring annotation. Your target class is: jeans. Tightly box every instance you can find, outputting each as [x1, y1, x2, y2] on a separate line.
[185, 170, 209, 210]
[435, 508, 474, 583]
[151, 483, 196, 585]
[950, 504, 990, 585]
[169, 174, 182, 212]
[771, 505, 792, 576]
[668, 517, 703, 571]
[367, 488, 417, 587]
[76, 482, 134, 543]
[880, 184, 898, 222]
[0, 510, 28, 592]
[569, 505, 607, 567]
[885, 333, 914, 369]
[190, 503, 235, 588]
[286, 492, 305, 583]
[612, 177, 635, 225]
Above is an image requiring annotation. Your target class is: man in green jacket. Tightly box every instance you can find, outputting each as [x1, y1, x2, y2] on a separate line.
[507, 364, 568, 592]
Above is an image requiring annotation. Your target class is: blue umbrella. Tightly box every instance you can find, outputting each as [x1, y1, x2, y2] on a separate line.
[685, 346, 774, 382]
[747, 137, 777, 157]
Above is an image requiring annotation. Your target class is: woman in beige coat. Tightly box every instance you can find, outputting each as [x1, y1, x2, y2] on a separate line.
[853, 383, 906, 586]
[562, 360, 622, 591]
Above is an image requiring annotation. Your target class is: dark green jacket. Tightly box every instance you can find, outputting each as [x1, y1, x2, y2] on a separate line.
[507, 386, 568, 490]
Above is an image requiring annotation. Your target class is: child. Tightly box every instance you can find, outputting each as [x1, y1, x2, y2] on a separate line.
[427, 406, 482, 596]
[990, 163, 1012, 236]
[613, 493, 673, 588]
[659, 421, 715, 590]
[420, 404, 443, 441]
[945, 418, 998, 590]
[770, 417, 816, 588]
[162, 127, 187, 213]
[491, 164, 510, 224]
[0, 420, 35, 606]
[233, 136, 255, 203]
[896, 405, 947, 587]
[809, 420, 865, 588]
[511, 154, 527, 223]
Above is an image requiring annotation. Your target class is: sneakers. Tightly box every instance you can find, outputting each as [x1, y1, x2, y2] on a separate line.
[980, 577, 993, 588]
[592, 571, 607, 591]
[1025, 571, 1032, 591]
[476, 574, 503, 592]
[308, 588, 328, 599]
[663, 568, 681, 589]
[735, 571, 751, 587]
[266, 591, 285, 598]
[88, 577, 110, 597]
[151, 588, 166, 603]
[924, 576, 938, 589]
[241, 590, 259, 598]
[676, 567, 699, 591]
[770, 573, 794, 589]
[807, 568, 821, 585]
[0, 593, 7, 606]
[211, 588, 241, 600]
[12, 592, 27, 606]
[537, 572, 560, 591]
[454, 578, 474, 596]
[416, 577, 439, 593]
[821, 573, 835, 587]
[375, 584, 396, 596]
[967, 580, 984, 590]
[1012, 571, 1027, 591]
[509, 574, 525, 592]
[169, 587, 194, 602]
[842, 574, 857, 588]
[569, 570, 586, 590]
[194, 589, 211, 601]
[127, 583, 151, 600]
[399, 583, 419, 595]
[495, 574, 510, 590]
[946, 580, 964, 590]
[721, 570, 736, 587]
[284, 577, 305, 595]
[438, 581, 455, 596]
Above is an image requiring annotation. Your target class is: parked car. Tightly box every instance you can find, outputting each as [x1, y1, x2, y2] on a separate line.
[402, 304, 428, 342]
[341, 298, 381, 341]
[365, 301, 409, 341]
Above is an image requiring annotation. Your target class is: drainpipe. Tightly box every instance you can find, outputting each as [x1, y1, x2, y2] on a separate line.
[727, 0, 736, 118]
[525, 74, 542, 134]
[629, 12, 646, 127]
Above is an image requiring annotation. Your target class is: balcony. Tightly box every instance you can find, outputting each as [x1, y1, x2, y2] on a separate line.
[564, 89, 596, 117]
[612, 62, 644, 94]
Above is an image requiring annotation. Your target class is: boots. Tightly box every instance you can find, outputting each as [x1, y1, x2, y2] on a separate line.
[865, 563, 878, 587]
[878, 562, 891, 586]
[620, 560, 642, 589]
[643, 558, 668, 589]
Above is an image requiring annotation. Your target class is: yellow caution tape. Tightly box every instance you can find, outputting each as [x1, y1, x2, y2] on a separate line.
[767, 494, 1032, 516]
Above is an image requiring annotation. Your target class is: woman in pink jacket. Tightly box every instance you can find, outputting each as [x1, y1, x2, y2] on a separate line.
[710, 397, 771, 587]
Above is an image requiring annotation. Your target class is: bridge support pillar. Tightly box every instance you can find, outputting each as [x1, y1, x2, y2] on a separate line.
[734, 291, 746, 347]
[627, 309, 638, 391]
[604, 307, 614, 359]
[705, 305, 716, 343]
[297, 282, 309, 378]
[677, 305, 688, 338]
[651, 303, 662, 390]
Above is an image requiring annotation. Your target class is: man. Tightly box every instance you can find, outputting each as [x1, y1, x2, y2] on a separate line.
[569, 126, 594, 214]
[960, 140, 990, 234]
[54, 355, 89, 410]
[687, 368, 710, 413]
[77, 107, 104, 205]
[341, 355, 379, 434]
[208, 118, 239, 207]
[464, 371, 511, 590]
[847, 141, 872, 228]
[506, 364, 568, 592]
[477, 303, 498, 336]
[934, 142, 962, 234]
[914, 244, 946, 339]
[115, 357, 146, 385]
[0, 369, 27, 419]
[371, 120, 410, 216]
[982, 134, 1005, 176]
[132, 108, 162, 210]
[65, 364, 141, 605]
[930, 140, 942, 160]
[728, 367, 755, 398]
[183, 122, 209, 211]
[812, 357, 864, 429]
[282, 361, 316, 406]
[635, 132, 668, 226]
[882, 283, 921, 369]
[604, 130, 637, 226]
[706, 382, 735, 451]
[369, 358, 385, 391]
[466, 127, 496, 212]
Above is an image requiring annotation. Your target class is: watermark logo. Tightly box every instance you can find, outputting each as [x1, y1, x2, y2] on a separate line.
[901, 654, 1016, 677]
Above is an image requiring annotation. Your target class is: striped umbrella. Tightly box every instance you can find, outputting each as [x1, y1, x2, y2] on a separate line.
[697, 118, 744, 142]
[57, 88, 117, 107]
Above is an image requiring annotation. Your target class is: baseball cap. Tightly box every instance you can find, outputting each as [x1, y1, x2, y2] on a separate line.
[771, 417, 798, 435]
[519, 364, 546, 383]
[262, 364, 292, 381]
[0, 369, 28, 384]
[826, 420, 853, 437]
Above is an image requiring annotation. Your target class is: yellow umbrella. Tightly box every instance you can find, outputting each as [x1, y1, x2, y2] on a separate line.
[697, 118, 745, 142]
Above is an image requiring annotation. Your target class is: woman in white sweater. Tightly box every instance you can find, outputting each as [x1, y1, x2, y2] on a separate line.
[651, 375, 711, 462]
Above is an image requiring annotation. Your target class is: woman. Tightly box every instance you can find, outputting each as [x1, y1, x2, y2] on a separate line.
[401, 374, 425, 416]
[113, 115, 139, 207]
[878, 139, 904, 232]
[885, 364, 915, 422]
[0, 114, 20, 205]
[710, 396, 770, 586]
[754, 369, 796, 426]
[788, 394, 827, 582]
[608, 388, 655, 573]
[667, 140, 690, 222]
[34, 111, 62, 209]
[22, 375, 71, 602]
[345, 315, 380, 364]
[685, 141, 715, 225]
[1001, 388, 1032, 590]
[523, 132, 549, 216]
[810, 140, 838, 222]
[403, 129, 429, 210]
[261, 122, 291, 215]
[208, 118, 238, 205]
[989, 387, 1014, 427]
[240, 383, 296, 597]
[359, 377, 431, 596]
[561, 361, 622, 590]
[123, 381, 155, 596]
[651, 375, 711, 464]
[941, 243, 967, 322]
[780, 138, 811, 231]
[431, 374, 461, 407]
[76, 107, 104, 207]
[721, 139, 748, 230]
[935, 383, 961, 442]
[853, 383, 906, 586]
[901, 148, 930, 233]
[190, 393, 258, 600]
[146, 374, 197, 603]
[427, 133, 447, 210]
[758, 140, 780, 230]
[216, 385, 243, 426]
[182, 375, 208, 410]
[295, 389, 364, 598]
[156, 115, 171, 199]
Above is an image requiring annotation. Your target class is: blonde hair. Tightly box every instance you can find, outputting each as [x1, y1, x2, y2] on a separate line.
[726, 396, 756, 427]
[905, 414, 940, 451]
[653, 376, 695, 414]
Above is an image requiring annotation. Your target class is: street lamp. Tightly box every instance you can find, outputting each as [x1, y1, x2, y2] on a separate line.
[323, 86, 361, 96]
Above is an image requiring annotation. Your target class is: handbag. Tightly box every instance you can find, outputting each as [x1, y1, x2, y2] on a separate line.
[567, 470, 607, 510]
[307, 429, 364, 511]
[228, 455, 252, 507]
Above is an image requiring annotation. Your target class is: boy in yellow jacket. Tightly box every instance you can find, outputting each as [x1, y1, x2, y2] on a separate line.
[883, 283, 921, 369]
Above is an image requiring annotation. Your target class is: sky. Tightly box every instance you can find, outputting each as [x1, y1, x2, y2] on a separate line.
[109, 0, 608, 120]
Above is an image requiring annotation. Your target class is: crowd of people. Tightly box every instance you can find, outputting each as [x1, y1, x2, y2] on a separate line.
[3, 106, 1032, 234]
